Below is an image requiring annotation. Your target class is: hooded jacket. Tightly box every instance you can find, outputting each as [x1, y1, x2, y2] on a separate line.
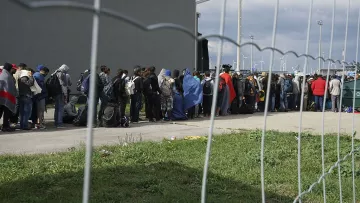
[56, 64, 70, 95]
[33, 71, 47, 100]
[64, 96, 78, 117]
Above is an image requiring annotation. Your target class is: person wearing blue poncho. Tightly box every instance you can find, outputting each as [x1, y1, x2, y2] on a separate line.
[182, 69, 203, 119]
[171, 78, 187, 120]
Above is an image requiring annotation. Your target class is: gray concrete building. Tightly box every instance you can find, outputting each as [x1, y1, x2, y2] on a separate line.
[1, 0, 195, 91]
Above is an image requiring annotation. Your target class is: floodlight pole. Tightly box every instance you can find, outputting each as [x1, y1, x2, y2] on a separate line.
[318, 20, 323, 74]
[195, 12, 200, 72]
[236, 0, 242, 73]
[250, 35, 254, 73]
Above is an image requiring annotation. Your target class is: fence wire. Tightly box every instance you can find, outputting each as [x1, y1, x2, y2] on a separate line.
[11, 0, 359, 203]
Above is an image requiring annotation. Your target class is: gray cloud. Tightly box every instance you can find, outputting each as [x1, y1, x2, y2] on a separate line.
[197, 1, 359, 73]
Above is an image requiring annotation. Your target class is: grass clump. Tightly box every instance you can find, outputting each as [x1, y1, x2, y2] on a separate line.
[0, 130, 359, 203]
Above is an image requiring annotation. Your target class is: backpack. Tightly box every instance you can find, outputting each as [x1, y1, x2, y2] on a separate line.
[102, 104, 120, 127]
[160, 77, 172, 97]
[203, 79, 213, 95]
[81, 75, 90, 95]
[125, 76, 139, 96]
[103, 78, 119, 100]
[284, 78, 293, 93]
[46, 72, 62, 97]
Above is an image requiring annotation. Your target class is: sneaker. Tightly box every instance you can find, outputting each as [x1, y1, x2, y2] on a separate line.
[38, 124, 46, 129]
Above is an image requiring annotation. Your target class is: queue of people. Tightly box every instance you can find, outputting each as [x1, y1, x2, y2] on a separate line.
[0, 62, 351, 131]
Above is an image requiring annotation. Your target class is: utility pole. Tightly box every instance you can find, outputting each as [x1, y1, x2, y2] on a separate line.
[195, 12, 200, 72]
[250, 35, 254, 73]
[317, 20, 323, 74]
[236, 0, 242, 73]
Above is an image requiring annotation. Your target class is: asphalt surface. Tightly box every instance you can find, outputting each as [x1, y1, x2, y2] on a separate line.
[0, 110, 359, 154]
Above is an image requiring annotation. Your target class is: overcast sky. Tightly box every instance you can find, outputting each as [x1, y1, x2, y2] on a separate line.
[197, 0, 359, 73]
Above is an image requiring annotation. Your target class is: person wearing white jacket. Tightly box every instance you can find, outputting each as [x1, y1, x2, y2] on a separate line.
[292, 75, 300, 110]
[329, 75, 341, 112]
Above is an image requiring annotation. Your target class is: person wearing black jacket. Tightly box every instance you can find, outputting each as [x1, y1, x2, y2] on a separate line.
[18, 68, 34, 130]
[109, 69, 127, 118]
[130, 66, 143, 123]
[143, 66, 162, 122]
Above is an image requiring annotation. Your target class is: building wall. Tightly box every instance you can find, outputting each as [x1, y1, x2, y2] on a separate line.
[0, 0, 195, 91]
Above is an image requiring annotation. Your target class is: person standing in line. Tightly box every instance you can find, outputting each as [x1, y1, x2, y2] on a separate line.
[11, 63, 27, 125]
[148, 66, 162, 121]
[311, 75, 326, 112]
[18, 67, 34, 130]
[278, 74, 288, 112]
[201, 71, 214, 117]
[98, 65, 110, 126]
[329, 75, 341, 112]
[0, 63, 18, 131]
[54, 64, 70, 128]
[33, 66, 49, 129]
[130, 66, 143, 123]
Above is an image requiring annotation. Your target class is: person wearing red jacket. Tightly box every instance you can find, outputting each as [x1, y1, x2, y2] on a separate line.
[311, 75, 326, 111]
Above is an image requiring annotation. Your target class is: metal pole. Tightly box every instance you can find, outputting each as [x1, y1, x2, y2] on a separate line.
[195, 12, 199, 72]
[236, 0, 242, 73]
[82, 0, 100, 202]
[250, 35, 254, 73]
[318, 20, 323, 74]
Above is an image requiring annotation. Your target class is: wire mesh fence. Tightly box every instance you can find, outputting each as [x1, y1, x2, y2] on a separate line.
[12, 0, 359, 202]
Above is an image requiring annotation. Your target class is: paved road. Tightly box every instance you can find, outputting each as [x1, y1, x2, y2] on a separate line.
[0, 110, 359, 154]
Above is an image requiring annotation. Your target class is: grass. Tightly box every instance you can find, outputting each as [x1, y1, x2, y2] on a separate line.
[0, 131, 360, 203]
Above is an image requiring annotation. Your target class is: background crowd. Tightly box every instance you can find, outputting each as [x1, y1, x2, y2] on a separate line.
[0, 62, 355, 131]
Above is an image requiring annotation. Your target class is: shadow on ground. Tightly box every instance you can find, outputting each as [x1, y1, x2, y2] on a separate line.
[0, 161, 293, 203]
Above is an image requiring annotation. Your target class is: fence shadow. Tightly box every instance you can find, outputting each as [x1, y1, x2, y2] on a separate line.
[0, 161, 293, 203]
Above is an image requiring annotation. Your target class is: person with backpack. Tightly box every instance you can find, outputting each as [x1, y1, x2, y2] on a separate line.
[101, 69, 127, 127]
[201, 71, 214, 117]
[278, 73, 289, 112]
[129, 66, 143, 123]
[98, 65, 111, 127]
[158, 69, 174, 121]
[50, 64, 70, 128]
